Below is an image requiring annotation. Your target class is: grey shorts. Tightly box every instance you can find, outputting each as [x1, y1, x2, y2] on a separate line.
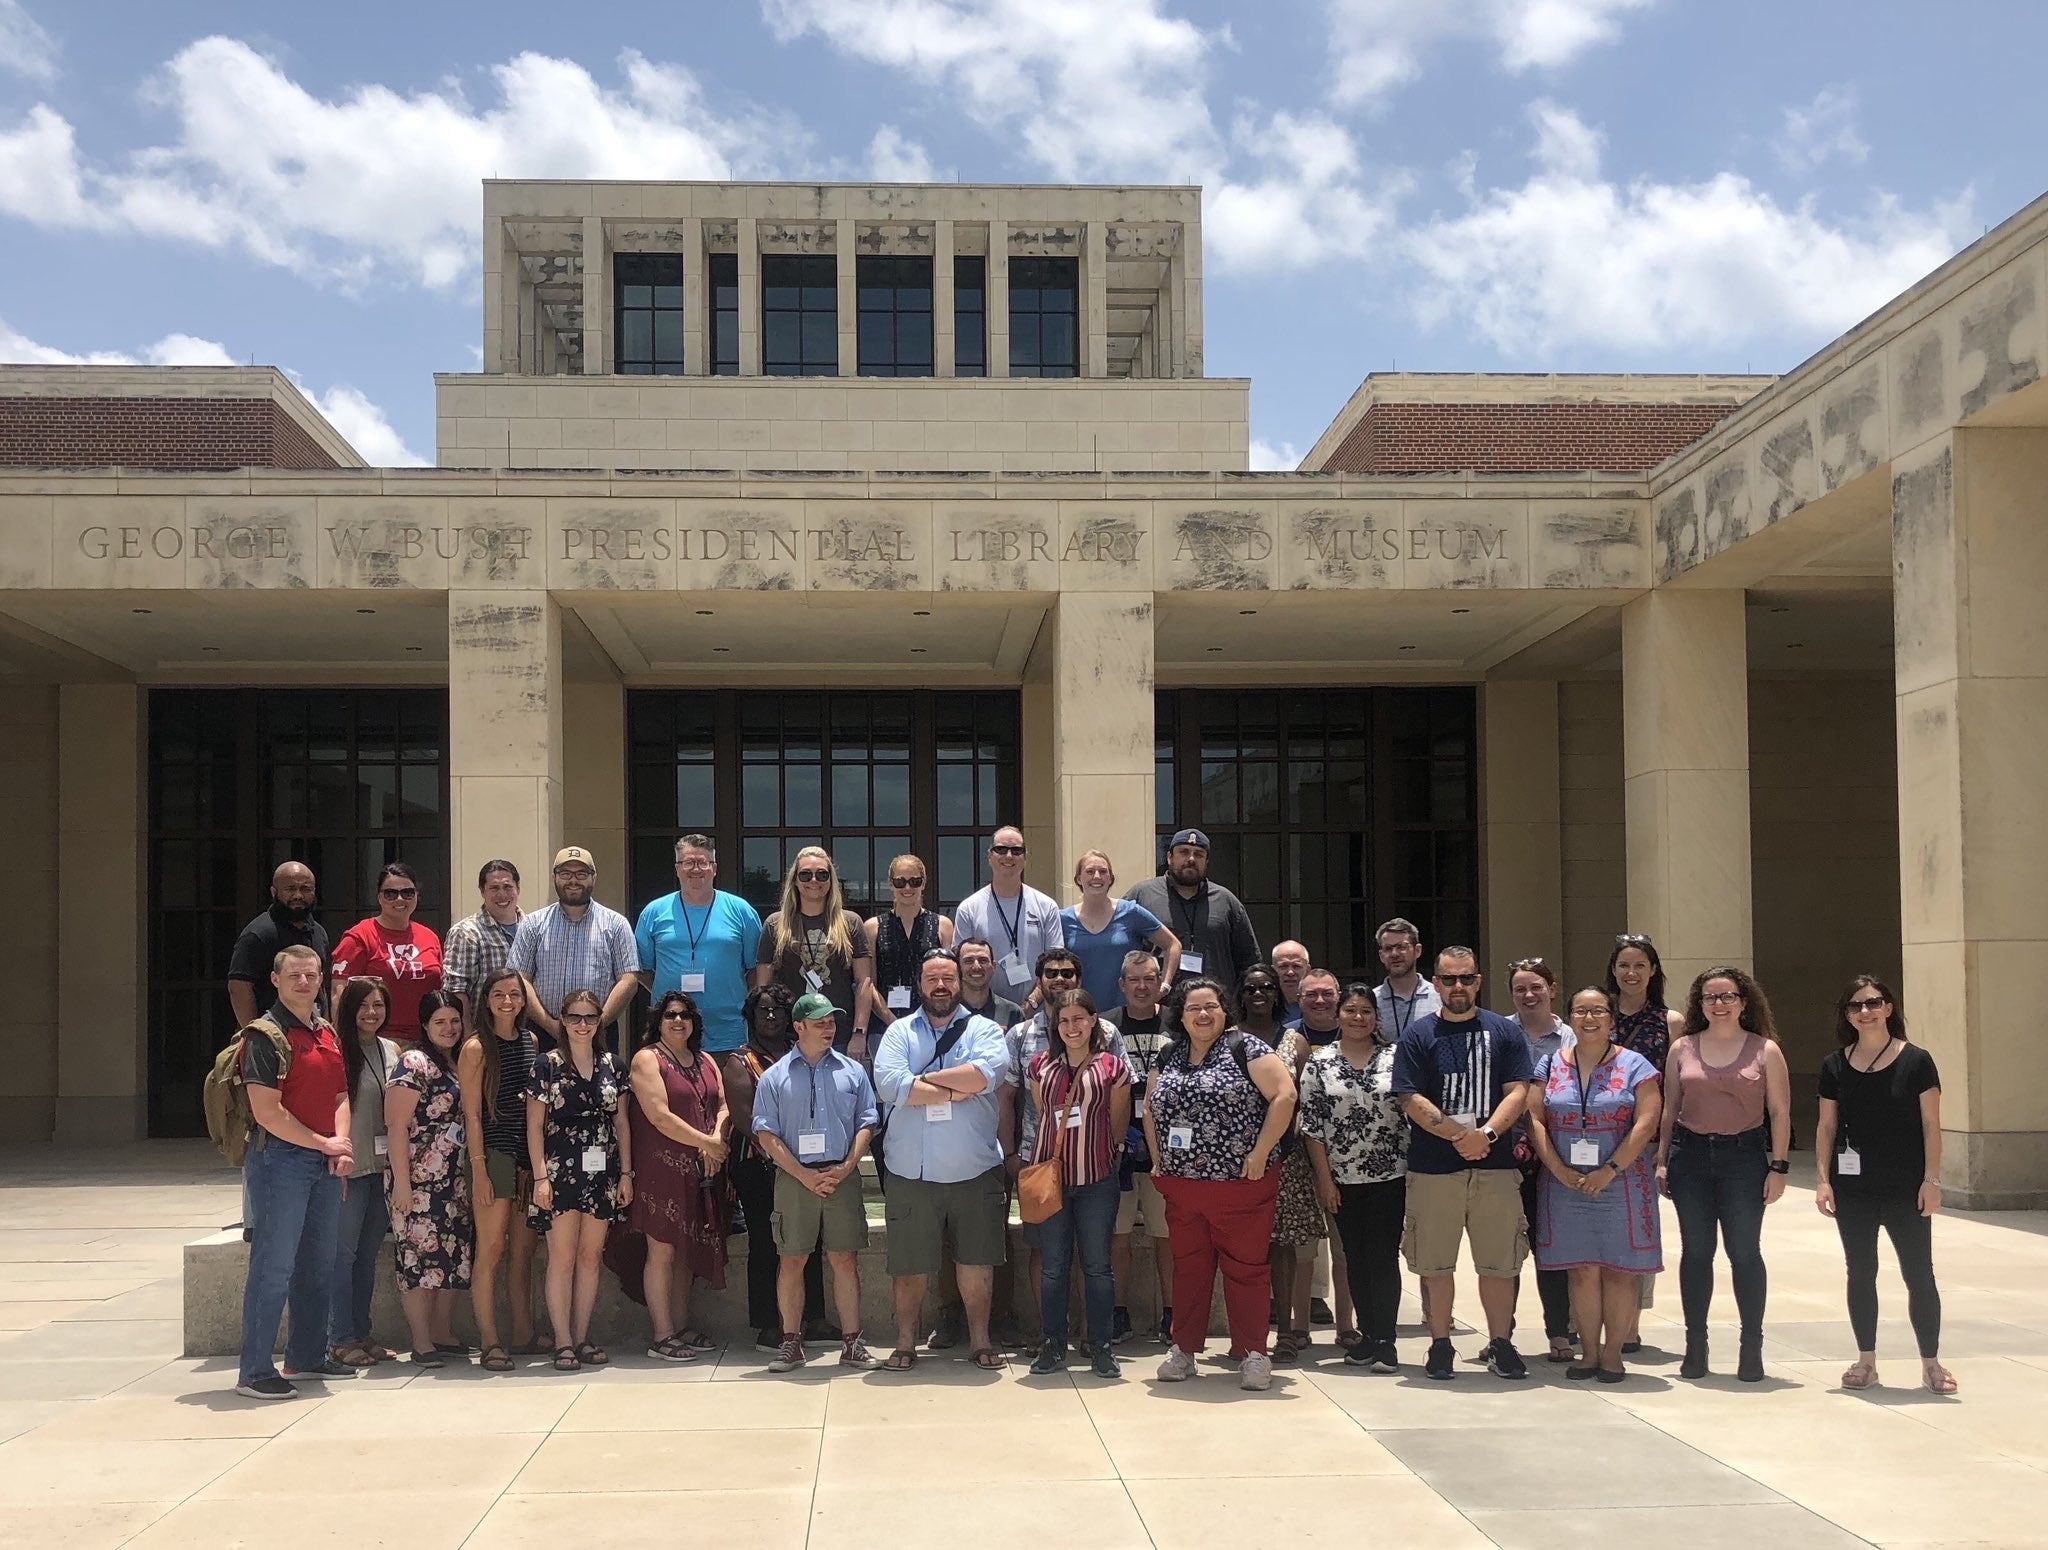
[773, 1167, 869, 1256]
[884, 1167, 1009, 1276]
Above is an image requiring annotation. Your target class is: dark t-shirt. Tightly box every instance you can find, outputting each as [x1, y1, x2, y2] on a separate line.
[757, 909, 870, 1031]
[1818, 1043, 1940, 1192]
[1298, 1019, 1342, 1049]
[227, 903, 331, 984]
[1107, 1005, 1167, 1073]
[1391, 1009, 1533, 1174]
[962, 989, 1025, 1030]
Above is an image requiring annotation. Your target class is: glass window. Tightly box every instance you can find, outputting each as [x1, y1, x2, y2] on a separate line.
[709, 253, 739, 376]
[954, 255, 986, 377]
[762, 254, 838, 377]
[1009, 257, 1078, 378]
[615, 253, 685, 375]
[857, 256, 933, 378]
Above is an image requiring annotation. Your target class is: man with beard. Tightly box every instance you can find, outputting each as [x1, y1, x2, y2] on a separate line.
[955, 938, 1025, 1030]
[228, 862, 329, 1026]
[1391, 947, 1534, 1383]
[1374, 917, 1442, 1042]
[1126, 828, 1260, 1000]
[508, 846, 640, 1044]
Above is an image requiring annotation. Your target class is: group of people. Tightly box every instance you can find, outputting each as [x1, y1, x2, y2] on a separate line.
[226, 826, 1953, 1401]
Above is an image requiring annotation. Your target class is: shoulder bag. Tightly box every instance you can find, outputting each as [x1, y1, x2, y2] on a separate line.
[1017, 1058, 1087, 1225]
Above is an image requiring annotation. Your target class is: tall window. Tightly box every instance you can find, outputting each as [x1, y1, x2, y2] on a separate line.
[1009, 256, 1078, 378]
[614, 254, 685, 375]
[856, 256, 933, 377]
[954, 256, 987, 377]
[709, 253, 739, 375]
[762, 254, 838, 376]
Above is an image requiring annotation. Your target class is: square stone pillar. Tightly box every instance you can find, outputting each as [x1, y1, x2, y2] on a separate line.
[933, 221, 956, 379]
[1083, 220, 1108, 379]
[737, 218, 761, 377]
[836, 219, 858, 378]
[1181, 211, 1203, 377]
[56, 684, 145, 1140]
[563, 681, 627, 908]
[581, 215, 607, 375]
[986, 222, 1009, 380]
[483, 213, 508, 373]
[1031, 594, 1156, 902]
[681, 217, 708, 377]
[1895, 428, 2048, 1207]
[449, 592, 563, 901]
[1621, 590, 1752, 991]
[1482, 680, 1563, 989]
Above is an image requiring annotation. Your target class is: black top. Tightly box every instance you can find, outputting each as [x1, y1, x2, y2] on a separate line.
[961, 988, 1025, 1029]
[482, 1029, 539, 1158]
[1818, 1043, 1940, 1192]
[1124, 876, 1261, 995]
[1390, 1010, 1533, 1174]
[227, 902, 332, 984]
[1106, 1005, 1167, 1073]
[873, 909, 943, 1004]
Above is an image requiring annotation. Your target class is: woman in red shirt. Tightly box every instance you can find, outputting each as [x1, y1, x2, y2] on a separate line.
[331, 861, 444, 1043]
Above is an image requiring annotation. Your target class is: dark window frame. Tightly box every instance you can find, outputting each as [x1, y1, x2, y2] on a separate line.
[614, 253, 686, 376]
[762, 253, 840, 377]
[709, 252, 739, 376]
[856, 255, 934, 378]
[1008, 256, 1079, 378]
[954, 255, 987, 378]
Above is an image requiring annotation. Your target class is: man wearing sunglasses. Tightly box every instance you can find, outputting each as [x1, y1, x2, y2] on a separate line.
[952, 827, 1064, 1004]
[508, 846, 641, 1046]
[1391, 947, 1535, 1383]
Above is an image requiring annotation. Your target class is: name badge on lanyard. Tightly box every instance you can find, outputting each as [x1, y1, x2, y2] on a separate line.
[804, 968, 826, 992]
[1166, 1125, 1193, 1151]
[580, 1145, 606, 1173]
[888, 986, 913, 1010]
[679, 972, 707, 994]
[1569, 1136, 1600, 1168]
[1179, 950, 1205, 975]
[1837, 1146, 1862, 1176]
[799, 1130, 827, 1159]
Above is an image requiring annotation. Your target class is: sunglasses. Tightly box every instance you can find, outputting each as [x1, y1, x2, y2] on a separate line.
[563, 1011, 601, 1025]
[795, 869, 832, 882]
[378, 887, 417, 900]
[990, 844, 1026, 856]
[891, 875, 925, 889]
[1846, 997, 1890, 1013]
[1614, 933, 1652, 947]
[660, 1008, 692, 1021]
[1042, 967, 1079, 981]
[1436, 973, 1480, 987]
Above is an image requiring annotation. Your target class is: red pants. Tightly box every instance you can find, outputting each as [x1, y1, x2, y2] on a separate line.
[1153, 1170, 1281, 1357]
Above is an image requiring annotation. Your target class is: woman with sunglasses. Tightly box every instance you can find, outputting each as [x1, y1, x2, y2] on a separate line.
[625, 990, 730, 1361]
[1604, 932, 1683, 1351]
[1657, 966, 1791, 1382]
[865, 853, 954, 1031]
[330, 861, 443, 1043]
[526, 987, 633, 1371]
[1815, 976, 1952, 1393]
[1239, 965, 1323, 1364]
[755, 848, 874, 1058]
[1060, 850, 1180, 1016]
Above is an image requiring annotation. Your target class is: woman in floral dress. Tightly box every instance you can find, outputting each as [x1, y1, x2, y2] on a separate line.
[385, 989, 472, 1365]
[526, 987, 633, 1371]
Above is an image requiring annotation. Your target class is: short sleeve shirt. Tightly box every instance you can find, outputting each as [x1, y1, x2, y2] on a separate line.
[1391, 1010, 1534, 1174]
[1028, 1050, 1132, 1188]
[240, 1005, 348, 1138]
[953, 886, 1064, 996]
[755, 909, 870, 1024]
[1004, 1014, 1130, 1164]
[1299, 1042, 1408, 1185]
[227, 905, 331, 986]
[1147, 1033, 1276, 1182]
[636, 890, 764, 1053]
[1058, 899, 1165, 1012]
[330, 920, 444, 1041]
[441, 909, 520, 998]
[508, 902, 640, 1019]
[1818, 1043, 1940, 1192]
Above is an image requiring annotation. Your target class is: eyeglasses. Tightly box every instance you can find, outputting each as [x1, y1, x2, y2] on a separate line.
[660, 1009, 691, 1022]
[1300, 989, 1337, 1001]
[378, 887, 417, 900]
[1846, 997, 1890, 1013]
[1437, 973, 1480, 987]
[554, 868, 593, 881]
[1570, 1006, 1614, 1020]
[1699, 990, 1743, 1006]
[563, 1011, 601, 1025]
[891, 875, 925, 889]
[795, 869, 832, 883]
[990, 844, 1026, 856]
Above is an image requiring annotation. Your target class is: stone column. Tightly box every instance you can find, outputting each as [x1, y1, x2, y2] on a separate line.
[1482, 680, 1563, 986]
[737, 218, 761, 377]
[582, 215, 607, 375]
[56, 684, 145, 1140]
[837, 219, 858, 378]
[681, 217, 707, 377]
[449, 593, 563, 902]
[933, 221, 956, 379]
[1894, 428, 2048, 1207]
[1041, 594, 1156, 900]
[986, 221, 1010, 380]
[563, 682, 627, 903]
[1181, 211, 1204, 378]
[1083, 220, 1108, 378]
[1621, 590, 1752, 991]
[483, 213, 508, 373]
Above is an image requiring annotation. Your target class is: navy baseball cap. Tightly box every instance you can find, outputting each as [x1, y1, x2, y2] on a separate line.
[1168, 828, 1211, 850]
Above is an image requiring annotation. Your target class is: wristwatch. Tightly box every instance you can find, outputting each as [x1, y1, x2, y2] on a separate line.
[1480, 1125, 1499, 1144]
[1767, 1159, 1790, 1174]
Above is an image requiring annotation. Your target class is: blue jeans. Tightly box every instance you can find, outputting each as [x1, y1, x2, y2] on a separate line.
[328, 1170, 387, 1347]
[1038, 1172, 1119, 1348]
[1666, 1125, 1770, 1336]
[240, 1136, 342, 1384]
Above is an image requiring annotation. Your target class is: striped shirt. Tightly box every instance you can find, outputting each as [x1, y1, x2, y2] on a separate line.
[1390, 1010, 1532, 1174]
[1027, 1050, 1132, 1188]
[508, 901, 640, 1020]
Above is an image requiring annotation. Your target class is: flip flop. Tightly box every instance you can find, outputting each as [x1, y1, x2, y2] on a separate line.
[882, 1348, 918, 1371]
[971, 1347, 1009, 1371]
[1923, 1362, 1957, 1394]
[1842, 1361, 1878, 1390]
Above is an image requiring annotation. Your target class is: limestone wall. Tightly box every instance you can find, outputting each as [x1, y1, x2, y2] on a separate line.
[1559, 679, 1627, 992]
[0, 686, 58, 1139]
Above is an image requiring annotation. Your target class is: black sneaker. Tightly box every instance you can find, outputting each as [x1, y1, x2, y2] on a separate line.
[235, 1376, 296, 1400]
[1090, 1346, 1121, 1379]
[1425, 1337, 1456, 1380]
[755, 1326, 784, 1353]
[1486, 1338, 1529, 1380]
[280, 1358, 355, 1379]
[1110, 1306, 1132, 1346]
[1309, 1297, 1335, 1326]
[1029, 1341, 1068, 1375]
[1369, 1340, 1400, 1373]
[1156, 1307, 1174, 1344]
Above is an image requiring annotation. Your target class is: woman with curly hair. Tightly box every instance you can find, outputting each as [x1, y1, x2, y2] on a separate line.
[1656, 965, 1792, 1383]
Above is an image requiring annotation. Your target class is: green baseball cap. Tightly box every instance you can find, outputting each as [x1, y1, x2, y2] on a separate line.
[792, 992, 837, 1024]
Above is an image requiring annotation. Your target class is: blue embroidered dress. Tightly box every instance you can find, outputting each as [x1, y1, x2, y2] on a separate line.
[1532, 1045, 1664, 1274]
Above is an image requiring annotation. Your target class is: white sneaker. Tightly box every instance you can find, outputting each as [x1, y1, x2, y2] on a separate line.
[1239, 1351, 1274, 1391]
[1156, 1344, 1198, 1382]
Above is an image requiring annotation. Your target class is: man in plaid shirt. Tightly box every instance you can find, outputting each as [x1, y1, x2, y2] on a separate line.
[441, 859, 525, 1019]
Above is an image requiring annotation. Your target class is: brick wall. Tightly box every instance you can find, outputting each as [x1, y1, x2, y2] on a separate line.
[0, 397, 345, 469]
[1323, 401, 1738, 475]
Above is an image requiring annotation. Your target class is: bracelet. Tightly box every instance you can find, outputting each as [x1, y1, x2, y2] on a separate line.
[1924, 1177, 1942, 1185]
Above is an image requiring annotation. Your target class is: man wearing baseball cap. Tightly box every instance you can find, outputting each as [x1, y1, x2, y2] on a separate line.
[508, 846, 641, 1044]
[1125, 829, 1262, 999]
[749, 992, 881, 1373]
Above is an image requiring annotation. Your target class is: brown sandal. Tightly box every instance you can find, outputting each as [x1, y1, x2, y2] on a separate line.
[1842, 1360, 1878, 1390]
[881, 1348, 918, 1371]
[970, 1347, 1009, 1370]
[1923, 1361, 1957, 1394]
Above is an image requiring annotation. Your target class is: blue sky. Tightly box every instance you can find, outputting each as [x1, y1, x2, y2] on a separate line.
[1, 1, 2041, 465]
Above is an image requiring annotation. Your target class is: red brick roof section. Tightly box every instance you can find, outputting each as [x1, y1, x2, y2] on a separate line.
[0, 397, 346, 470]
[1321, 401, 1739, 475]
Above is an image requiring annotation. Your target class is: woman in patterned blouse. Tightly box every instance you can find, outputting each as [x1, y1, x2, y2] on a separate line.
[1300, 983, 1410, 1372]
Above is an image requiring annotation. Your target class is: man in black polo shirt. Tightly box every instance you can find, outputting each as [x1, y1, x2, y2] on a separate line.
[1126, 828, 1261, 998]
[227, 862, 330, 1027]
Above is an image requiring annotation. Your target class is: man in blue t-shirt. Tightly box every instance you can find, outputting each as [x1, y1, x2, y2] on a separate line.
[1391, 946, 1534, 1383]
[635, 834, 764, 1059]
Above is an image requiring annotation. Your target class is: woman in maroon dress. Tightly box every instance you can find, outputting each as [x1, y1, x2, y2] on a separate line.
[625, 989, 731, 1359]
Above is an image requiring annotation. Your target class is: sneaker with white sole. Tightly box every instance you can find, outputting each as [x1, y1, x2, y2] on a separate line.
[1239, 1351, 1274, 1391]
[839, 1334, 878, 1370]
[1486, 1338, 1529, 1380]
[1156, 1344, 1198, 1382]
[235, 1376, 296, 1400]
[767, 1337, 808, 1373]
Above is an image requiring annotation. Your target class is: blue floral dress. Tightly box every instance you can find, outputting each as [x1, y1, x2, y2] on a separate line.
[525, 1048, 626, 1230]
[387, 1048, 473, 1290]
[1532, 1045, 1663, 1274]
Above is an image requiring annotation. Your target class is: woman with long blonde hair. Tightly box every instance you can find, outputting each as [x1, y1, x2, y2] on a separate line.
[752, 847, 874, 1057]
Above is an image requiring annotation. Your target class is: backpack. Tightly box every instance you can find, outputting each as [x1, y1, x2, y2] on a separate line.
[203, 1015, 294, 1166]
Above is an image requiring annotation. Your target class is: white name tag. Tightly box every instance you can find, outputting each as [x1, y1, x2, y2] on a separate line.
[998, 952, 1028, 985]
[888, 986, 913, 1010]
[804, 968, 826, 992]
[1837, 1147, 1862, 1177]
[1133, 1099, 1145, 1120]
[679, 972, 707, 994]
[926, 1100, 953, 1123]
[373, 1135, 389, 1157]
[1569, 1137, 1600, 1168]
[1067, 1108, 1084, 1129]
[1180, 951, 1204, 974]
[581, 1146, 606, 1173]
[1167, 1125, 1193, 1150]
[798, 1130, 827, 1159]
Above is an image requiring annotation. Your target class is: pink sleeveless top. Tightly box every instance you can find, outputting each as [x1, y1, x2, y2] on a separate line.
[1670, 1032, 1769, 1134]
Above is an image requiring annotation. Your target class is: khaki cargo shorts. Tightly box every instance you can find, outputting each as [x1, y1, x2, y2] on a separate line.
[1401, 1168, 1528, 1279]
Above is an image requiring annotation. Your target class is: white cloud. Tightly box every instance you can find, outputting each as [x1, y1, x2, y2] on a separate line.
[0, 39, 779, 288]
[1327, 0, 1652, 105]
[306, 384, 426, 466]
[866, 124, 941, 182]
[1249, 437, 1301, 470]
[0, 316, 233, 365]
[0, 0, 57, 83]
[1406, 102, 1973, 354]
[1777, 84, 1869, 175]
